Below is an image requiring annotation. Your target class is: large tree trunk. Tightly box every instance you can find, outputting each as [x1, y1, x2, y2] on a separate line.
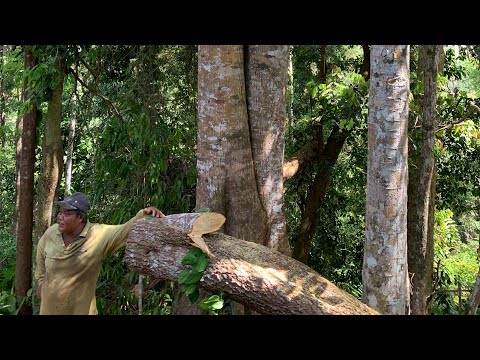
[407, 45, 439, 315]
[177, 45, 291, 315]
[196, 45, 267, 242]
[246, 45, 291, 255]
[15, 46, 37, 315]
[33, 55, 66, 244]
[363, 45, 410, 315]
[126, 217, 379, 315]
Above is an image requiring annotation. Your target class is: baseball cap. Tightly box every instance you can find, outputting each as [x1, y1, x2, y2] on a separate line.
[55, 192, 91, 213]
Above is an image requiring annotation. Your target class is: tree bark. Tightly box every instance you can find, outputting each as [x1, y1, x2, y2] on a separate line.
[192, 45, 291, 315]
[34, 54, 66, 244]
[363, 45, 410, 315]
[320, 45, 327, 84]
[185, 45, 268, 315]
[283, 138, 322, 181]
[196, 45, 267, 243]
[15, 46, 37, 315]
[407, 45, 439, 315]
[125, 217, 379, 315]
[468, 270, 480, 315]
[64, 96, 76, 196]
[360, 45, 370, 80]
[246, 45, 291, 255]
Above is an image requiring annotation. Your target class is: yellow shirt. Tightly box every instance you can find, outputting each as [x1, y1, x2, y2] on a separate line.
[34, 209, 145, 315]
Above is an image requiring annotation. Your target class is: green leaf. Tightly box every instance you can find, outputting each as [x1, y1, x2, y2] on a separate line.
[185, 271, 203, 285]
[178, 269, 191, 285]
[201, 294, 221, 304]
[194, 255, 209, 273]
[346, 119, 354, 131]
[197, 207, 210, 213]
[181, 253, 197, 266]
[185, 284, 197, 295]
[210, 299, 224, 310]
[188, 247, 204, 257]
[187, 288, 200, 304]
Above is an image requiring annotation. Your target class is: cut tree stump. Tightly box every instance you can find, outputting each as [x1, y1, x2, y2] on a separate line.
[125, 216, 379, 315]
[162, 212, 225, 257]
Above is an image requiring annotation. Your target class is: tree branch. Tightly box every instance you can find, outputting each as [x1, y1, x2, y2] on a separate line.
[67, 67, 122, 119]
[436, 103, 480, 133]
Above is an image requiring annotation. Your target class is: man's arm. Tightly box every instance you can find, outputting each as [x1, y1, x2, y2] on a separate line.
[102, 207, 165, 257]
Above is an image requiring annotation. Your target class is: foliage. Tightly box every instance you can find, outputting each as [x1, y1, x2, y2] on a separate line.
[0, 231, 16, 293]
[431, 209, 480, 314]
[434, 46, 480, 217]
[178, 246, 224, 315]
[0, 288, 32, 315]
[290, 45, 364, 122]
[3, 44, 480, 316]
[456, 57, 480, 99]
[285, 47, 369, 298]
[65, 45, 198, 314]
[0, 122, 16, 233]
[95, 249, 174, 315]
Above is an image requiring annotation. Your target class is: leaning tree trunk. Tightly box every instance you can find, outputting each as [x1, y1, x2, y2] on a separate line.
[125, 217, 379, 315]
[292, 124, 347, 264]
[363, 45, 410, 315]
[407, 45, 439, 315]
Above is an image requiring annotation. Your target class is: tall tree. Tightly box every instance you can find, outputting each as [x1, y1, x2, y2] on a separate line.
[33, 51, 66, 244]
[15, 46, 37, 315]
[363, 45, 410, 315]
[407, 45, 439, 314]
[173, 45, 290, 314]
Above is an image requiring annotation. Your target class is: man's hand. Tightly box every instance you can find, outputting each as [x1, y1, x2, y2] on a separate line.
[143, 206, 165, 218]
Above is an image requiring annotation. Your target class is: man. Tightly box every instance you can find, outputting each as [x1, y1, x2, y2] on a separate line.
[34, 192, 165, 315]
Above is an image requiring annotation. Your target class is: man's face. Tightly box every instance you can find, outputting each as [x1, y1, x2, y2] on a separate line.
[57, 208, 83, 234]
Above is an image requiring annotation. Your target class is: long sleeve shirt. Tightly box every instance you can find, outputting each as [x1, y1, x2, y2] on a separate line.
[34, 209, 145, 315]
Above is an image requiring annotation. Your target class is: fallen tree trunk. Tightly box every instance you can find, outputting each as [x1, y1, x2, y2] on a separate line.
[125, 217, 379, 315]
